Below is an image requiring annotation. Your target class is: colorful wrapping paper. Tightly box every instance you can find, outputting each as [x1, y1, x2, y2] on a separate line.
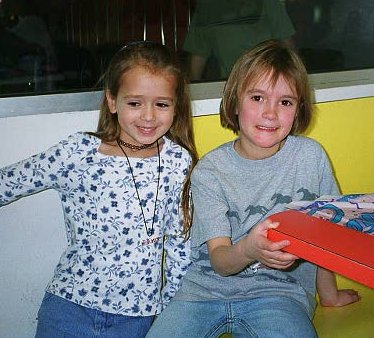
[286, 194, 374, 235]
[268, 194, 374, 288]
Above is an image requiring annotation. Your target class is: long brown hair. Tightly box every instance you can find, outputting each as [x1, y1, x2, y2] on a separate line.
[90, 41, 198, 235]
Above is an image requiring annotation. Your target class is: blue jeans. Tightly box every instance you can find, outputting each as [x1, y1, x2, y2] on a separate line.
[146, 297, 317, 338]
[35, 292, 154, 338]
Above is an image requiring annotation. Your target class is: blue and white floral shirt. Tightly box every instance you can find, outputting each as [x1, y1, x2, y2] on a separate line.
[0, 132, 191, 316]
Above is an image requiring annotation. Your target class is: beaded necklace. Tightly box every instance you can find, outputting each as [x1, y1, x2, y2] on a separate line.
[117, 138, 153, 151]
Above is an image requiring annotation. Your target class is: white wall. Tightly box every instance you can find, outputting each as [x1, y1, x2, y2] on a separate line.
[0, 110, 98, 338]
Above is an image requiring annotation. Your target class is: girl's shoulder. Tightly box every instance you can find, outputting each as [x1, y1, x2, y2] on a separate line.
[286, 136, 329, 163]
[199, 141, 233, 161]
[59, 131, 100, 149]
[49, 132, 100, 159]
[194, 141, 234, 172]
[66, 131, 99, 144]
[288, 135, 324, 152]
[163, 137, 192, 160]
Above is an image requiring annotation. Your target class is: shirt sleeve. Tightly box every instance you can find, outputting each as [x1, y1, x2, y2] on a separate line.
[160, 151, 192, 306]
[319, 147, 340, 196]
[0, 134, 77, 206]
[161, 224, 191, 306]
[182, 24, 212, 58]
[189, 158, 232, 248]
[265, 0, 295, 39]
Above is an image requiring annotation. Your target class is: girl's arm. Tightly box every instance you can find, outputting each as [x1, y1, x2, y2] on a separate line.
[207, 219, 298, 276]
[161, 201, 191, 305]
[161, 231, 191, 304]
[0, 135, 74, 206]
[161, 151, 192, 305]
[316, 267, 360, 307]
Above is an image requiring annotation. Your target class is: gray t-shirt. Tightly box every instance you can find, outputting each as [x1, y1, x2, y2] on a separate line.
[174, 135, 339, 318]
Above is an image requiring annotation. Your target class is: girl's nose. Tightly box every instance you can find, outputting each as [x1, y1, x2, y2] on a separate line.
[262, 103, 277, 120]
[141, 105, 156, 121]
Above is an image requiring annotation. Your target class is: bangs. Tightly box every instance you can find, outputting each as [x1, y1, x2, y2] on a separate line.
[240, 65, 297, 99]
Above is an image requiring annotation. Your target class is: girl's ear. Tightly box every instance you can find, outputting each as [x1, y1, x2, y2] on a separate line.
[105, 90, 117, 114]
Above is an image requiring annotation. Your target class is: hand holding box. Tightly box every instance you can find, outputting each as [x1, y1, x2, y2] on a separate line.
[268, 194, 374, 288]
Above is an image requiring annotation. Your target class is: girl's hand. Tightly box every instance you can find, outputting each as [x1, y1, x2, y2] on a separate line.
[207, 219, 298, 276]
[240, 219, 299, 270]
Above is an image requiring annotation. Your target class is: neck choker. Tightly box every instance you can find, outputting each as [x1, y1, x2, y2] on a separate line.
[117, 138, 154, 151]
[117, 139, 160, 237]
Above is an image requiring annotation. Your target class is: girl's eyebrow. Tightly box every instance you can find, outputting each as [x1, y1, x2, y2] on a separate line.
[123, 95, 142, 99]
[280, 94, 298, 100]
[156, 96, 174, 101]
[245, 88, 298, 100]
[245, 88, 264, 94]
[122, 94, 174, 101]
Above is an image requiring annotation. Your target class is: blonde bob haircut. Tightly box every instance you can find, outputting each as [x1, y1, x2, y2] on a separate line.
[220, 39, 313, 135]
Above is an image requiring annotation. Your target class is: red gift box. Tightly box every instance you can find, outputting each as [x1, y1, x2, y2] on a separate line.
[268, 209, 374, 288]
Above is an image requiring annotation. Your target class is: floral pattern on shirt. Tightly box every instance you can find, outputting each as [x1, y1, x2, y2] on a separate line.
[0, 132, 191, 316]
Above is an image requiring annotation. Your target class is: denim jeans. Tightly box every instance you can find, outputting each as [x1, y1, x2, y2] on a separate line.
[146, 296, 317, 338]
[35, 292, 154, 338]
